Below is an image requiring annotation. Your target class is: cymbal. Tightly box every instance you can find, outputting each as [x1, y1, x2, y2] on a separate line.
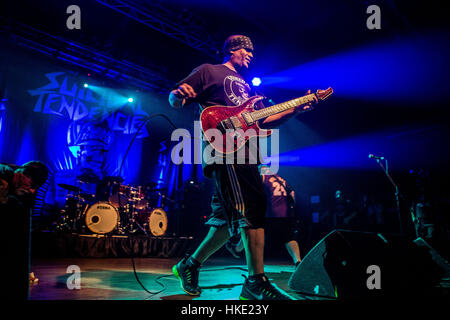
[58, 184, 81, 193]
[77, 173, 101, 184]
[143, 182, 158, 188]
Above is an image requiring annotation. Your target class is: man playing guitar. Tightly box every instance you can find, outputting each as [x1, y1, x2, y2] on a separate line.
[169, 34, 319, 300]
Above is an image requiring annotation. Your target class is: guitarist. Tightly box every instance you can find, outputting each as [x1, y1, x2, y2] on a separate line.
[169, 34, 317, 300]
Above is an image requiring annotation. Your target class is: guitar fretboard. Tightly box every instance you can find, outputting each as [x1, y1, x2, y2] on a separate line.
[250, 94, 316, 121]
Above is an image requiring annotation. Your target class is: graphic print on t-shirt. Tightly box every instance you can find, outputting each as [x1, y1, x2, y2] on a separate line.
[268, 176, 288, 196]
[223, 75, 251, 106]
[264, 174, 290, 218]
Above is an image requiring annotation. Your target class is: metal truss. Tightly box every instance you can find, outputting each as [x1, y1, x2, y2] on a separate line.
[0, 18, 173, 93]
[95, 0, 220, 59]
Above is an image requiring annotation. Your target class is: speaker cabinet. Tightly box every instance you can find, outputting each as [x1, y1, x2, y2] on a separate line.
[288, 230, 444, 299]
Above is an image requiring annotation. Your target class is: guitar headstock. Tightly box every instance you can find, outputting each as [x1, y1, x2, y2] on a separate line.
[315, 87, 333, 101]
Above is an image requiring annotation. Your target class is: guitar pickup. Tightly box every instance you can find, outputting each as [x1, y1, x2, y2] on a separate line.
[241, 112, 254, 125]
[229, 116, 242, 129]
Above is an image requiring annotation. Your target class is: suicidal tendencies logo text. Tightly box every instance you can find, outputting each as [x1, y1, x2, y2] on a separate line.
[223, 75, 250, 106]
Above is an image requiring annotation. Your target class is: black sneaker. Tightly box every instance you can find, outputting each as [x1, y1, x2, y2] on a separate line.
[225, 237, 244, 258]
[172, 255, 201, 296]
[239, 275, 295, 300]
[225, 242, 241, 259]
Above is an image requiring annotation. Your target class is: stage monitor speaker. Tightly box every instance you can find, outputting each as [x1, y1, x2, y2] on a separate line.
[288, 230, 445, 299]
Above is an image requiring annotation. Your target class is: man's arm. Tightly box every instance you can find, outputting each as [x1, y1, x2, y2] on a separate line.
[289, 190, 296, 205]
[168, 83, 197, 109]
[259, 107, 298, 129]
[259, 90, 318, 129]
[0, 178, 9, 204]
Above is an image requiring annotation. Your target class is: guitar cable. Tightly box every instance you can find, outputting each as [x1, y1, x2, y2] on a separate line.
[118, 113, 249, 298]
[117, 113, 178, 297]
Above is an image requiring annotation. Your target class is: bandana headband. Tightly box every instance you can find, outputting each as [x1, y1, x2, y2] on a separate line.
[223, 35, 254, 55]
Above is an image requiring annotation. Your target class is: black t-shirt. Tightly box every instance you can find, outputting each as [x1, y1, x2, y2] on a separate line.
[262, 174, 294, 218]
[176, 64, 261, 177]
[176, 63, 252, 108]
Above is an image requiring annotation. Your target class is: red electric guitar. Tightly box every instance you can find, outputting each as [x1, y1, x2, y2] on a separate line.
[200, 87, 333, 154]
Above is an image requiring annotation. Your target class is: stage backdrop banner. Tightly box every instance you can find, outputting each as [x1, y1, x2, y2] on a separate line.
[0, 39, 198, 212]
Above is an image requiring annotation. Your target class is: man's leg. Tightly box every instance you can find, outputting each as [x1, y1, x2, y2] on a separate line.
[285, 240, 301, 266]
[192, 225, 231, 263]
[241, 227, 265, 275]
[173, 225, 230, 296]
[239, 226, 295, 300]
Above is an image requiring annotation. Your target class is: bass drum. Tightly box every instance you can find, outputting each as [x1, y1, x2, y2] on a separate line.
[84, 202, 119, 234]
[148, 208, 168, 236]
[137, 208, 168, 236]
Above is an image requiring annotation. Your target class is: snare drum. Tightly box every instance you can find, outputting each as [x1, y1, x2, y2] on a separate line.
[84, 202, 119, 234]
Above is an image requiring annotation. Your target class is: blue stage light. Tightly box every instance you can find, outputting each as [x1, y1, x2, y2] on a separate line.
[84, 83, 88, 88]
[128, 97, 134, 103]
[261, 33, 450, 103]
[265, 125, 445, 170]
[68, 145, 81, 158]
[252, 77, 262, 87]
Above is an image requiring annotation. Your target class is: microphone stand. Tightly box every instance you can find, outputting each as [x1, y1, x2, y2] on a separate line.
[373, 157, 404, 234]
[370, 158, 450, 278]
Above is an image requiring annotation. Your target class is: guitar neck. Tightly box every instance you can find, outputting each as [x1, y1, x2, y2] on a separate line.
[251, 94, 316, 121]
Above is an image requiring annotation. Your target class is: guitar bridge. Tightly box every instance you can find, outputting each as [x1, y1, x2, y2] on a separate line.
[218, 118, 233, 133]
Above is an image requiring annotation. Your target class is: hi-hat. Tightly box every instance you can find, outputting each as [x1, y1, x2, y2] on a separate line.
[58, 184, 81, 193]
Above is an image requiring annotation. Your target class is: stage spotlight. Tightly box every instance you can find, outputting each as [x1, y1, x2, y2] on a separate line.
[83, 83, 88, 88]
[128, 97, 134, 103]
[252, 77, 261, 87]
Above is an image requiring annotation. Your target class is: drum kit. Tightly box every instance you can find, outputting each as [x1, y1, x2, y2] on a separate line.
[56, 175, 169, 236]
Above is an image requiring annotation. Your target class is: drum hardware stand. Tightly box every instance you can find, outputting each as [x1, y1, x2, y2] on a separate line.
[115, 216, 127, 235]
[115, 203, 130, 234]
[131, 218, 148, 235]
[56, 211, 71, 232]
[61, 147, 84, 233]
[129, 203, 148, 235]
[74, 199, 87, 232]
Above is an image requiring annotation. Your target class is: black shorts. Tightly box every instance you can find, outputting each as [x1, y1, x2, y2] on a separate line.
[205, 164, 267, 235]
[274, 217, 300, 244]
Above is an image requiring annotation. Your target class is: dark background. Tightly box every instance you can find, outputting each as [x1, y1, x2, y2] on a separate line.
[1, 0, 449, 259]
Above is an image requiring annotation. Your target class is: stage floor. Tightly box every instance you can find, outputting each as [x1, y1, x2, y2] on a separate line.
[29, 256, 314, 300]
